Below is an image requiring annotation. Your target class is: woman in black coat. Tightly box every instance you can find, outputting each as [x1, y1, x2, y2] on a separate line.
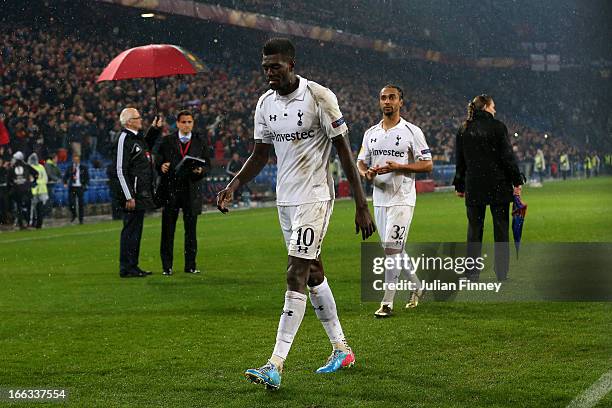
[453, 94, 524, 281]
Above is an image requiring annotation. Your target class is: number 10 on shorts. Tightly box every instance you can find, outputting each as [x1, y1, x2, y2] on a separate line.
[295, 227, 315, 255]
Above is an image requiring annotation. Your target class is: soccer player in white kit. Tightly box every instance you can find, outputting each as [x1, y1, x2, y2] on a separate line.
[357, 85, 433, 318]
[217, 38, 376, 390]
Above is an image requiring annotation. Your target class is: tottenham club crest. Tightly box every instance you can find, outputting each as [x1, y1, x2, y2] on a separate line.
[297, 110, 304, 126]
[395, 135, 401, 146]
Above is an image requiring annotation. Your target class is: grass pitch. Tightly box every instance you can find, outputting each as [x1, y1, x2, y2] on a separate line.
[0, 177, 611, 407]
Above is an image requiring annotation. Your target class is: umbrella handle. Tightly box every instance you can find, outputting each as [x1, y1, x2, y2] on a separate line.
[153, 78, 159, 114]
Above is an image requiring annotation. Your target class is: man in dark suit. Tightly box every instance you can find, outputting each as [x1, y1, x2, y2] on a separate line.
[63, 154, 89, 224]
[453, 94, 524, 281]
[156, 110, 210, 276]
[109, 108, 162, 278]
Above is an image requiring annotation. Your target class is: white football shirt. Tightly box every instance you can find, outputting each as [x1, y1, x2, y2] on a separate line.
[357, 117, 432, 207]
[254, 75, 349, 206]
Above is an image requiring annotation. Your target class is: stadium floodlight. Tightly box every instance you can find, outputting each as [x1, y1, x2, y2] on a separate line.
[141, 13, 155, 18]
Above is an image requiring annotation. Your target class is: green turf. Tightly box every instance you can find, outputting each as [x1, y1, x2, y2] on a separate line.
[0, 177, 611, 407]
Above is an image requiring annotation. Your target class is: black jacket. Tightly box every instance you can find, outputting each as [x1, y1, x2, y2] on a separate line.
[453, 110, 523, 206]
[155, 132, 210, 215]
[109, 126, 161, 211]
[63, 163, 89, 189]
[7, 160, 37, 195]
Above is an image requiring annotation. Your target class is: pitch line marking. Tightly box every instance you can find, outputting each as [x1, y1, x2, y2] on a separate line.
[567, 369, 612, 408]
[0, 227, 123, 244]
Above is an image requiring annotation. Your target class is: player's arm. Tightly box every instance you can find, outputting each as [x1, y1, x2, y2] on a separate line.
[357, 160, 377, 180]
[333, 134, 376, 240]
[376, 160, 432, 175]
[216, 141, 270, 213]
[378, 127, 433, 175]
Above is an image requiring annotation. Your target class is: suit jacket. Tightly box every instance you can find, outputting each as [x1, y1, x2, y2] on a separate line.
[453, 110, 523, 206]
[155, 132, 210, 215]
[63, 163, 89, 189]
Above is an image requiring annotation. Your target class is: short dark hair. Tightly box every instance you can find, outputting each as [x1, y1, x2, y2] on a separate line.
[263, 38, 295, 60]
[382, 84, 404, 100]
[177, 110, 193, 121]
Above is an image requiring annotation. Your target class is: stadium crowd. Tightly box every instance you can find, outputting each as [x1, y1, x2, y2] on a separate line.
[1, 20, 609, 228]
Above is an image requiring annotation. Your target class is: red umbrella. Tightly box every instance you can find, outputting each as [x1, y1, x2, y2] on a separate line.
[96, 44, 206, 111]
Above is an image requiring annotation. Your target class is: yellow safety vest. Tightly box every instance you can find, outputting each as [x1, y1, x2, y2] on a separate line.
[31, 163, 48, 196]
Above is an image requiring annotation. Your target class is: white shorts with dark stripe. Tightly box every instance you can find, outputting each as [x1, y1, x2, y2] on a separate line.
[375, 205, 415, 250]
[278, 200, 334, 260]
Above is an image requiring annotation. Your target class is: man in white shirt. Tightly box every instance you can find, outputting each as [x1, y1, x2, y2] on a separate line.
[217, 38, 375, 390]
[357, 85, 433, 318]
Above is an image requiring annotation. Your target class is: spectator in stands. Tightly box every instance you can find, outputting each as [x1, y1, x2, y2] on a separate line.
[68, 115, 86, 157]
[0, 156, 9, 225]
[226, 152, 244, 206]
[592, 152, 601, 177]
[534, 148, 545, 183]
[0, 113, 10, 148]
[63, 154, 89, 224]
[559, 152, 570, 180]
[584, 154, 592, 178]
[44, 153, 62, 207]
[28, 153, 48, 229]
[7, 151, 37, 230]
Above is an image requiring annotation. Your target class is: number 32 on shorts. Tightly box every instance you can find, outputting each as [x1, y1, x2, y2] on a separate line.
[391, 225, 406, 240]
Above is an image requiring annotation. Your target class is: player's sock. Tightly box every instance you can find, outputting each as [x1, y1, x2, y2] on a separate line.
[271, 290, 307, 368]
[402, 250, 422, 292]
[381, 254, 401, 306]
[308, 277, 349, 352]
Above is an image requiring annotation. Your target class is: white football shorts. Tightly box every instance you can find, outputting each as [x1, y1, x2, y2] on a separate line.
[278, 200, 334, 260]
[374, 205, 415, 250]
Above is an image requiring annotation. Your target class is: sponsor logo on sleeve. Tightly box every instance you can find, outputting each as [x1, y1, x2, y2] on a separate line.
[421, 149, 431, 155]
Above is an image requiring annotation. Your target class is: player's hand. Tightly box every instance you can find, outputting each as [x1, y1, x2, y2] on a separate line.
[161, 162, 170, 174]
[355, 206, 376, 240]
[193, 167, 203, 175]
[456, 191, 465, 198]
[365, 167, 377, 181]
[376, 161, 401, 174]
[125, 199, 136, 210]
[216, 187, 234, 214]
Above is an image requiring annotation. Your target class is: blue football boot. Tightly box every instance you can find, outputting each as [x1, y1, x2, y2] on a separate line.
[245, 360, 282, 390]
[315, 349, 355, 374]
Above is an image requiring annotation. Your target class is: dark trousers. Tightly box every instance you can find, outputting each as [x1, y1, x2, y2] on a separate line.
[11, 191, 30, 228]
[160, 206, 198, 271]
[31, 199, 45, 229]
[466, 203, 510, 281]
[69, 186, 85, 222]
[0, 186, 9, 224]
[108, 181, 123, 220]
[120, 209, 145, 273]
